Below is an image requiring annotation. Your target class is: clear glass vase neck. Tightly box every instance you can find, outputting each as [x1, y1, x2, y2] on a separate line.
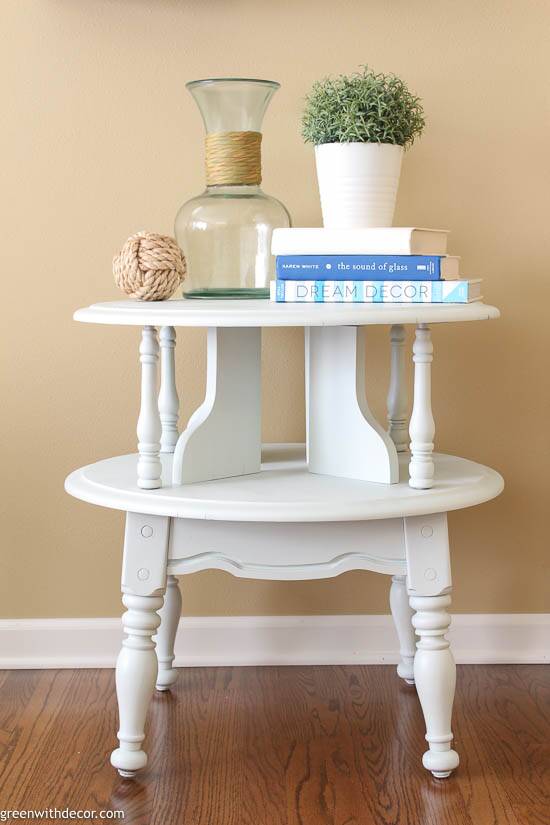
[205, 184, 262, 196]
[186, 78, 280, 134]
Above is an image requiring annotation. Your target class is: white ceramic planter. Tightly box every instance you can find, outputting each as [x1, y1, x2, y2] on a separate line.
[314, 142, 404, 229]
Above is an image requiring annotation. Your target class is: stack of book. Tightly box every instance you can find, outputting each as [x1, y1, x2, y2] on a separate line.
[270, 227, 482, 304]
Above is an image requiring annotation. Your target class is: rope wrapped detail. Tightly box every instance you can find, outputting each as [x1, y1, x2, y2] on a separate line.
[113, 232, 186, 301]
[205, 131, 262, 186]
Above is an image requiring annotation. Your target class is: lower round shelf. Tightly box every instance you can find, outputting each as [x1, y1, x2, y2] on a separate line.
[65, 444, 503, 522]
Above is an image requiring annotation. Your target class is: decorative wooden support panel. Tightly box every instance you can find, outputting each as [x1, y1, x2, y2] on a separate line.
[387, 324, 408, 452]
[158, 326, 179, 453]
[409, 324, 434, 489]
[306, 326, 398, 484]
[172, 327, 261, 485]
[137, 326, 162, 489]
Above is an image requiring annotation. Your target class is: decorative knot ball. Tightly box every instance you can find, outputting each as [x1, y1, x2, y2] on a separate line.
[113, 231, 186, 301]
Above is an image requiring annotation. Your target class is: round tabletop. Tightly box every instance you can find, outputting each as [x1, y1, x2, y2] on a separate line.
[65, 444, 504, 523]
[74, 299, 500, 328]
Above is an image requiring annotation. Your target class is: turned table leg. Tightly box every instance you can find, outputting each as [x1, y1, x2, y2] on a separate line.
[159, 326, 179, 454]
[409, 324, 434, 489]
[111, 592, 164, 777]
[155, 575, 182, 691]
[404, 512, 458, 777]
[387, 324, 408, 453]
[389, 574, 416, 684]
[410, 593, 459, 778]
[111, 513, 170, 777]
[137, 326, 162, 489]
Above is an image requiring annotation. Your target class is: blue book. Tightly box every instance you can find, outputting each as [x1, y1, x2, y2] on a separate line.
[275, 254, 459, 281]
[271, 279, 482, 304]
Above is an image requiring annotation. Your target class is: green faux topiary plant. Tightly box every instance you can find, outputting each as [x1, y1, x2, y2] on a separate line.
[301, 66, 425, 147]
[303, 67, 425, 227]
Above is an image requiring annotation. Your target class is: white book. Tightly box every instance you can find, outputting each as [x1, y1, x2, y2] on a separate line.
[272, 227, 449, 256]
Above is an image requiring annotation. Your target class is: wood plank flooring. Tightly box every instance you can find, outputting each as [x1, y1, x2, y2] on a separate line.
[0, 665, 548, 825]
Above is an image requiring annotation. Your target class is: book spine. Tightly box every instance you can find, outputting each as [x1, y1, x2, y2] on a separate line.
[276, 255, 442, 281]
[272, 280, 473, 303]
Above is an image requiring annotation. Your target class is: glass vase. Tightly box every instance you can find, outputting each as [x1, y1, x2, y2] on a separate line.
[175, 78, 291, 299]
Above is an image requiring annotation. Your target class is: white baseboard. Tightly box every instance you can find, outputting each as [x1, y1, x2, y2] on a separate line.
[0, 614, 547, 669]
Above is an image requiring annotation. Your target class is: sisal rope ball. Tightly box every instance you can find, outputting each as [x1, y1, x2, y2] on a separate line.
[113, 231, 186, 301]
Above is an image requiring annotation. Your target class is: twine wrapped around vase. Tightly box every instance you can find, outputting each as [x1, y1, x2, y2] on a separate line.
[113, 232, 186, 301]
[205, 131, 262, 186]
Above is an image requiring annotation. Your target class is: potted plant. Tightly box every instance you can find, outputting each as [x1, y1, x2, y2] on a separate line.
[301, 66, 425, 228]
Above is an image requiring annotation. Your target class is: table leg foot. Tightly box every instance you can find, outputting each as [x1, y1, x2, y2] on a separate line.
[423, 749, 460, 778]
[111, 747, 147, 778]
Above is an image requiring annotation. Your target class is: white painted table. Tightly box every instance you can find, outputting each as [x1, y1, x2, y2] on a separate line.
[65, 299, 503, 781]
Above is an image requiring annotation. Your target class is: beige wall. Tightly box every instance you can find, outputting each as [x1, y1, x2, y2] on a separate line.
[2, 0, 549, 618]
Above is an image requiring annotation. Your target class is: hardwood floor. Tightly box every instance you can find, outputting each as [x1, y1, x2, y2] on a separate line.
[0, 665, 548, 825]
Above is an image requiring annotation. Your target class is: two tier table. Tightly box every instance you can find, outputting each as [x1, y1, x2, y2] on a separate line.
[65, 299, 503, 780]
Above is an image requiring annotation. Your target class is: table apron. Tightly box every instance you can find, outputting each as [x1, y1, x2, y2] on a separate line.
[167, 517, 407, 580]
